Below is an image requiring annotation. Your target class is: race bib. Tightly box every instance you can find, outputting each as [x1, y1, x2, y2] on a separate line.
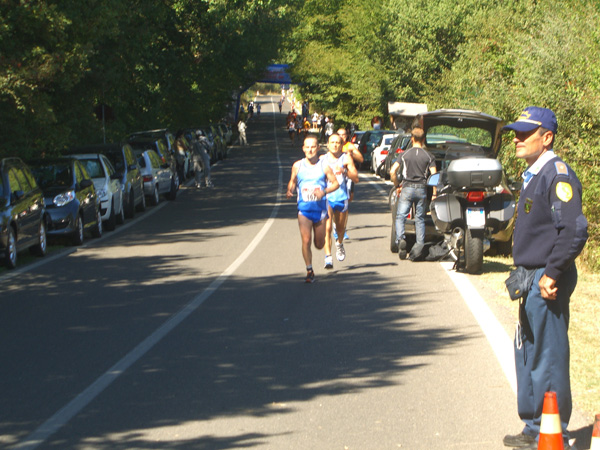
[301, 185, 322, 202]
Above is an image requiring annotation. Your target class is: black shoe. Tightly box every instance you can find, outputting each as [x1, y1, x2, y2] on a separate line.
[503, 432, 536, 447]
[305, 269, 315, 283]
[398, 239, 407, 260]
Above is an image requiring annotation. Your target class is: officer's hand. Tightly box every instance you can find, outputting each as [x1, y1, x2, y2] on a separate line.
[539, 274, 558, 300]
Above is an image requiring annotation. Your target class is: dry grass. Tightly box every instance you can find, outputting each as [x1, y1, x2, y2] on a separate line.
[478, 255, 600, 419]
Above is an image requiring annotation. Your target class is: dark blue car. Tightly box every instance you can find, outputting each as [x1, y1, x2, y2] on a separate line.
[29, 157, 102, 245]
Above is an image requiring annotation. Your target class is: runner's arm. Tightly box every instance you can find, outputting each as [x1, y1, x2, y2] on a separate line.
[345, 154, 360, 183]
[286, 162, 300, 198]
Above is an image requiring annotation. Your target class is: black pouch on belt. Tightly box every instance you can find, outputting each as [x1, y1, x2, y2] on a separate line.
[505, 266, 538, 301]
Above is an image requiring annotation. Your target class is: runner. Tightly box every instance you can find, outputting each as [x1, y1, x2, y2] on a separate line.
[336, 127, 363, 240]
[321, 133, 359, 269]
[287, 134, 340, 283]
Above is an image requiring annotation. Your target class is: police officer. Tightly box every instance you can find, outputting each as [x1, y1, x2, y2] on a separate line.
[502, 107, 588, 450]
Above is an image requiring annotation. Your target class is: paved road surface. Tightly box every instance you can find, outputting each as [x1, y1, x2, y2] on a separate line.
[0, 97, 588, 449]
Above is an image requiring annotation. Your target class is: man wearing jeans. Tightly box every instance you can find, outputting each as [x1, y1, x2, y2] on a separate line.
[390, 126, 436, 260]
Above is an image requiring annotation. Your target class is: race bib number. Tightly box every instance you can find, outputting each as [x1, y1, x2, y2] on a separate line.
[301, 185, 321, 202]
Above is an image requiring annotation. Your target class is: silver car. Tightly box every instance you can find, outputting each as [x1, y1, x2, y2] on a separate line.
[134, 149, 177, 205]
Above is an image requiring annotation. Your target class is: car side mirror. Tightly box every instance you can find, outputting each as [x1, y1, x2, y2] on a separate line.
[128, 164, 138, 171]
[427, 173, 440, 186]
[80, 179, 93, 189]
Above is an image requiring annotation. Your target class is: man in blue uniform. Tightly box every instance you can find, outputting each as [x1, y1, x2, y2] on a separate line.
[287, 134, 339, 283]
[502, 107, 588, 450]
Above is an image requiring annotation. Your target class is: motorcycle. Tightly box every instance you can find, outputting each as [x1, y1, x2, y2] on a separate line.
[426, 156, 516, 273]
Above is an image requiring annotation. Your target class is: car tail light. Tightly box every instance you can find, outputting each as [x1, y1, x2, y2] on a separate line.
[143, 175, 153, 182]
[381, 149, 389, 155]
[466, 191, 485, 203]
[395, 148, 404, 154]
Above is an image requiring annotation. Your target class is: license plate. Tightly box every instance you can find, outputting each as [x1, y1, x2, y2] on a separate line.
[466, 207, 485, 228]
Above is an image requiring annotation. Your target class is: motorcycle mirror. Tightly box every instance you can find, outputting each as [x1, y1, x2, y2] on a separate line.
[427, 173, 440, 186]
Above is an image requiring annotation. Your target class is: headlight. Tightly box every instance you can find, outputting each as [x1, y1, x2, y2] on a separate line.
[97, 188, 107, 199]
[53, 190, 76, 207]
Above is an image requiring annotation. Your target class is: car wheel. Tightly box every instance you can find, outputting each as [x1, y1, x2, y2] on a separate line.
[3, 227, 17, 269]
[72, 214, 84, 245]
[150, 185, 160, 205]
[105, 199, 116, 231]
[91, 208, 103, 238]
[464, 227, 484, 274]
[125, 189, 135, 218]
[30, 220, 47, 257]
[136, 191, 146, 212]
[116, 197, 125, 225]
[168, 177, 177, 200]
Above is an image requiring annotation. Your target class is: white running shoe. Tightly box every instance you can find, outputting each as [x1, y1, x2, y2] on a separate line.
[324, 255, 333, 269]
[335, 243, 346, 261]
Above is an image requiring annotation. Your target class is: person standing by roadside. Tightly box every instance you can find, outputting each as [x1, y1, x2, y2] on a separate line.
[390, 126, 436, 260]
[501, 107, 587, 450]
[193, 130, 213, 188]
[321, 133, 359, 269]
[287, 134, 339, 283]
[238, 119, 248, 147]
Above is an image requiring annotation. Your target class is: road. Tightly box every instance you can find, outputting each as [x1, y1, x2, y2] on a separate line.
[0, 96, 534, 449]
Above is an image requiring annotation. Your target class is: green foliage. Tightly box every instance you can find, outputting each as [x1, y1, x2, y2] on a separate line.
[0, 0, 295, 157]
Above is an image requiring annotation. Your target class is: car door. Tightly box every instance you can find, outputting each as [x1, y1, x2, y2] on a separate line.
[101, 155, 122, 211]
[74, 161, 96, 225]
[8, 165, 40, 247]
[150, 151, 170, 194]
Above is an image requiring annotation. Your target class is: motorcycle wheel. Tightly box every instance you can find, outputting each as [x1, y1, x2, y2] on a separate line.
[464, 227, 484, 274]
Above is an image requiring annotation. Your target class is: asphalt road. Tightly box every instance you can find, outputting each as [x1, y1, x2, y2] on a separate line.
[0, 97, 552, 449]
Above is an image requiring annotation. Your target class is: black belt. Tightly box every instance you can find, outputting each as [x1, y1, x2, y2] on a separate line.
[402, 182, 426, 188]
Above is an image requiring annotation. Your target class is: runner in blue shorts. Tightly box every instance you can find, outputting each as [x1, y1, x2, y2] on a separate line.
[287, 134, 339, 283]
[321, 133, 359, 269]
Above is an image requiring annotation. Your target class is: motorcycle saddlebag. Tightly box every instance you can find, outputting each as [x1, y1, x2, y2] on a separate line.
[430, 194, 463, 233]
[447, 158, 503, 189]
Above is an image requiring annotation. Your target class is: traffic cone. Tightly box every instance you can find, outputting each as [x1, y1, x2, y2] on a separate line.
[591, 414, 600, 450]
[538, 391, 564, 450]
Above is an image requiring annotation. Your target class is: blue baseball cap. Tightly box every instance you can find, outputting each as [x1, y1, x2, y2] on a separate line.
[503, 106, 558, 134]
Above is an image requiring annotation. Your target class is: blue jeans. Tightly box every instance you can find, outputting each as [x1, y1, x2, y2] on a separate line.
[395, 185, 427, 244]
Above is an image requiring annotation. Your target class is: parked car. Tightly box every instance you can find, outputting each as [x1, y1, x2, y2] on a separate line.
[391, 110, 516, 272]
[69, 153, 124, 231]
[128, 137, 180, 193]
[218, 123, 233, 146]
[127, 129, 178, 177]
[383, 133, 411, 179]
[371, 133, 399, 175]
[28, 157, 102, 245]
[133, 149, 178, 205]
[356, 130, 396, 170]
[0, 157, 47, 268]
[72, 143, 145, 219]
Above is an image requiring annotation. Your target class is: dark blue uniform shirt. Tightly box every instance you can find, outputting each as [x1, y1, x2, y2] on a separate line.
[513, 155, 588, 280]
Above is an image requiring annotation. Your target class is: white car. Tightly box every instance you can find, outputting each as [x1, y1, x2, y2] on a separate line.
[71, 153, 124, 231]
[371, 133, 398, 175]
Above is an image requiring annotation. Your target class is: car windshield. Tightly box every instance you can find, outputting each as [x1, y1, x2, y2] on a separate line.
[79, 158, 105, 178]
[426, 126, 492, 148]
[30, 164, 72, 189]
[105, 152, 124, 172]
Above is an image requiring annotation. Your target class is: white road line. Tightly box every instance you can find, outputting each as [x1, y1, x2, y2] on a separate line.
[13, 105, 284, 450]
[440, 262, 517, 394]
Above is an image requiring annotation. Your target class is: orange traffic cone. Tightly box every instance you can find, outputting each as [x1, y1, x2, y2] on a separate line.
[590, 414, 600, 450]
[538, 391, 564, 450]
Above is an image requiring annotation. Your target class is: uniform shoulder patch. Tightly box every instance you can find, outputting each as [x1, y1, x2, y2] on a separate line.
[555, 161, 569, 176]
[556, 181, 573, 202]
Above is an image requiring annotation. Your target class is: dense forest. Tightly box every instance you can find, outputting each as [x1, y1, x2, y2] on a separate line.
[1, 0, 598, 269]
